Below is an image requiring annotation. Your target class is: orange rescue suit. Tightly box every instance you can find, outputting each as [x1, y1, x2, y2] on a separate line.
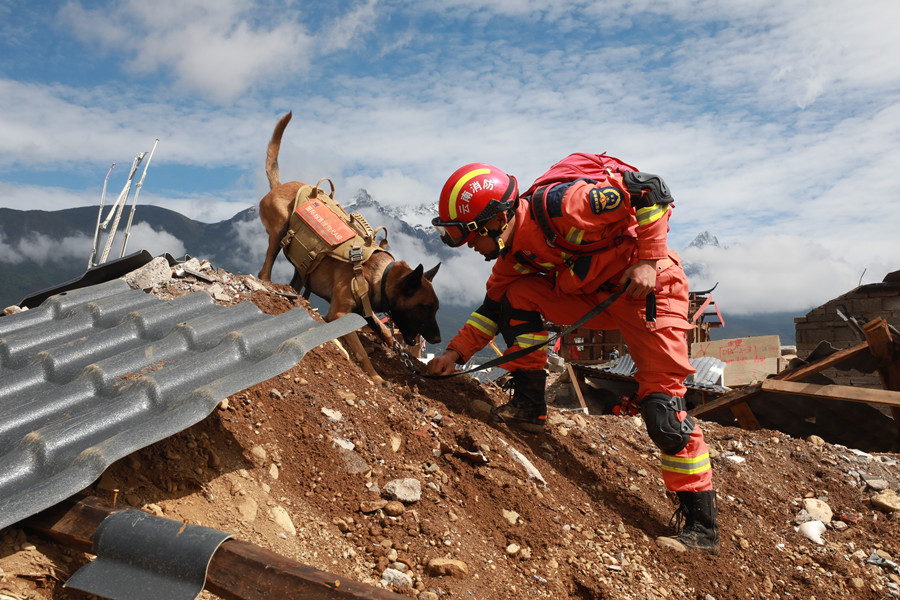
[446, 153, 713, 492]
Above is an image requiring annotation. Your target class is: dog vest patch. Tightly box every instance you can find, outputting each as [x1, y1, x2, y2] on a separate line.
[297, 200, 357, 246]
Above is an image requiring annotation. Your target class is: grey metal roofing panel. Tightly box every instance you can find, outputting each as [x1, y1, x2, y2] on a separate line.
[581, 354, 731, 393]
[0, 279, 365, 530]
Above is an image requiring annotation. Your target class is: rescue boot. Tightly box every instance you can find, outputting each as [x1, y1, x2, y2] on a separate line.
[490, 370, 547, 432]
[656, 490, 719, 555]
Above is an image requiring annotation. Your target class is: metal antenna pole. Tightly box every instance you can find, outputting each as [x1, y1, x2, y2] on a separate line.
[120, 139, 159, 258]
[88, 163, 116, 268]
[98, 153, 144, 264]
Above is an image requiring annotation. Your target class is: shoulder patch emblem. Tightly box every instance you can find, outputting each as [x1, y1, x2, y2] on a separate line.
[589, 187, 622, 214]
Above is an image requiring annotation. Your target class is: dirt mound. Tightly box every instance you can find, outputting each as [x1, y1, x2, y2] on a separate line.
[1, 262, 899, 600]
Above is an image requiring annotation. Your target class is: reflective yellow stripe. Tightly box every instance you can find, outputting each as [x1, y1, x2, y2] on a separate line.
[514, 332, 549, 348]
[466, 312, 498, 337]
[636, 204, 670, 226]
[449, 168, 490, 220]
[513, 263, 532, 274]
[660, 452, 711, 475]
[565, 227, 584, 245]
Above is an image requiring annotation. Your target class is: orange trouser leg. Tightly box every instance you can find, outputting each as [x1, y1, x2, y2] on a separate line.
[502, 267, 712, 492]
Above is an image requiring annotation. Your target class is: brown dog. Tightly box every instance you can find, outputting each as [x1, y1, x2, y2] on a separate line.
[257, 112, 441, 383]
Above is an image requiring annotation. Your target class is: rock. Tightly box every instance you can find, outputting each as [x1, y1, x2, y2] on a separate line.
[871, 489, 900, 513]
[384, 478, 422, 503]
[244, 277, 266, 291]
[802, 498, 833, 523]
[269, 389, 284, 401]
[270, 506, 296, 536]
[384, 501, 405, 517]
[863, 477, 890, 491]
[797, 520, 826, 544]
[426, 558, 469, 578]
[381, 568, 412, 587]
[338, 448, 369, 475]
[250, 446, 267, 463]
[502, 509, 520, 525]
[360, 500, 388, 513]
[390, 435, 402, 452]
[806, 435, 825, 447]
[506, 543, 520, 555]
[234, 495, 258, 522]
[122, 257, 171, 289]
[269, 463, 279, 480]
[419, 592, 439, 600]
[321, 407, 343, 422]
[502, 441, 547, 487]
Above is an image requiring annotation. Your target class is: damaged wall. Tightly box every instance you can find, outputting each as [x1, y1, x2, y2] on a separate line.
[794, 270, 900, 388]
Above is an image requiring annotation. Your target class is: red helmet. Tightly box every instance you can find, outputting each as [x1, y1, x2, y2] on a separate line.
[432, 163, 518, 247]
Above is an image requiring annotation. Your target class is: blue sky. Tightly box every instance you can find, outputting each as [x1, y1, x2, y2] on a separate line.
[1, 0, 898, 318]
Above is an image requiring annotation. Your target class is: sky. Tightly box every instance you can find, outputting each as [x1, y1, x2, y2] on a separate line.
[1, 0, 898, 318]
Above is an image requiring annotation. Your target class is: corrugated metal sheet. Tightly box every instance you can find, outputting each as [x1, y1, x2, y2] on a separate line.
[0, 279, 365, 530]
[582, 354, 731, 394]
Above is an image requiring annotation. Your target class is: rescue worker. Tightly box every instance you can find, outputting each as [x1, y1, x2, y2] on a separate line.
[425, 154, 719, 554]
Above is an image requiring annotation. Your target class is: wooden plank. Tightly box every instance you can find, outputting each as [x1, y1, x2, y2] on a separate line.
[566, 363, 589, 412]
[771, 341, 871, 381]
[689, 382, 763, 419]
[728, 401, 762, 430]
[25, 496, 405, 600]
[861, 318, 900, 432]
[759, 379, 900, 408]
[689, 341, 873, 420]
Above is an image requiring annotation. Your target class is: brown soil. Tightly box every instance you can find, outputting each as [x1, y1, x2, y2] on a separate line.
[1, 264, 899, 600]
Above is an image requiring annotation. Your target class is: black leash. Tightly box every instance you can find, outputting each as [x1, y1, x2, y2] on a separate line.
[418, 284, 639, 379]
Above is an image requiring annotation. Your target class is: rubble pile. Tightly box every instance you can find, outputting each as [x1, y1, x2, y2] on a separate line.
[0, 258, 898, 600]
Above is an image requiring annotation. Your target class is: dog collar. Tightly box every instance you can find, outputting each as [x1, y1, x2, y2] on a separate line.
[379, 261, 397, 315]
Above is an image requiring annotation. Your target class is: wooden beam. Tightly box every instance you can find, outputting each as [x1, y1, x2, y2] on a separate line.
[689, 382, 763, 420]
[689, 341, 873, 420]
[566, 363, 589, 412]
[25, 496, 405, 600]
[771, 341, 871, 381]
[861, 318, 900, 433]
[759, 378, 900, 408]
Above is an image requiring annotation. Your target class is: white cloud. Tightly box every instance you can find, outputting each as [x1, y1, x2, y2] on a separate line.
[680, 234, 891, 316]
[0, 231, 92, 264]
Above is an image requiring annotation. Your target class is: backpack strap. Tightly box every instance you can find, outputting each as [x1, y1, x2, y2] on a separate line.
[530, 184, 627, 256]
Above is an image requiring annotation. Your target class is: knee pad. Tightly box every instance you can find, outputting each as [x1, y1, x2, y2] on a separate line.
[640, 393, 694, 455]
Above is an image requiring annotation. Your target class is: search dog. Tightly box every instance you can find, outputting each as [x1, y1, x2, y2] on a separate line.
[256, 112, 441, 384]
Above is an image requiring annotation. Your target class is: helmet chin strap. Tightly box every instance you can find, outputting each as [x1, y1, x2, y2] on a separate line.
[482, 228, 505, 261]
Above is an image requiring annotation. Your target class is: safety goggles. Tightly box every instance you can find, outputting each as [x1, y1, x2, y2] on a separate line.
[431, 219, 486, 247]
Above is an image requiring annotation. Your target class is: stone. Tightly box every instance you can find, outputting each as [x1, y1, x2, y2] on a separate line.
[797, 521, 826, 545]
[382, 568, 412, 587]
[321, 407, 343, 422]
[871, 489, 900, 513]
[426, 558, 469, 578]
[250, 446, 267, 463]
[802, 498, 833, 523]
[360, 500, 388, 513]
[234, 495, 258, 522]
[384, 478, 422, 503]
[384, 501, 406, 517]
[502, 509, 520, 525]
[270, 505, 295, 536]
[121, 257, 171, 289]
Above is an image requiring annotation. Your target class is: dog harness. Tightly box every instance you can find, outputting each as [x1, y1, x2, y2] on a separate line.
[279, 178, 390, 319]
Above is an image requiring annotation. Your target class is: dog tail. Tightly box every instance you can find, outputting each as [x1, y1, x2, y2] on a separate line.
[266, 111, 292, 190]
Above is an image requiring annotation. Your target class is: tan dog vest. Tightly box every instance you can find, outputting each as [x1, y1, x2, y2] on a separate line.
[280, 178, 389, 317]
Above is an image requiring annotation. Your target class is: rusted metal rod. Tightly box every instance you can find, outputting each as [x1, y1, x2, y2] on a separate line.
[24, 495, 406, 600]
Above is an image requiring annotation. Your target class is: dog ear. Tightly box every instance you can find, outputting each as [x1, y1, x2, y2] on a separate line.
[400, 264, 426, 295]
[423, 263, 440, 282]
